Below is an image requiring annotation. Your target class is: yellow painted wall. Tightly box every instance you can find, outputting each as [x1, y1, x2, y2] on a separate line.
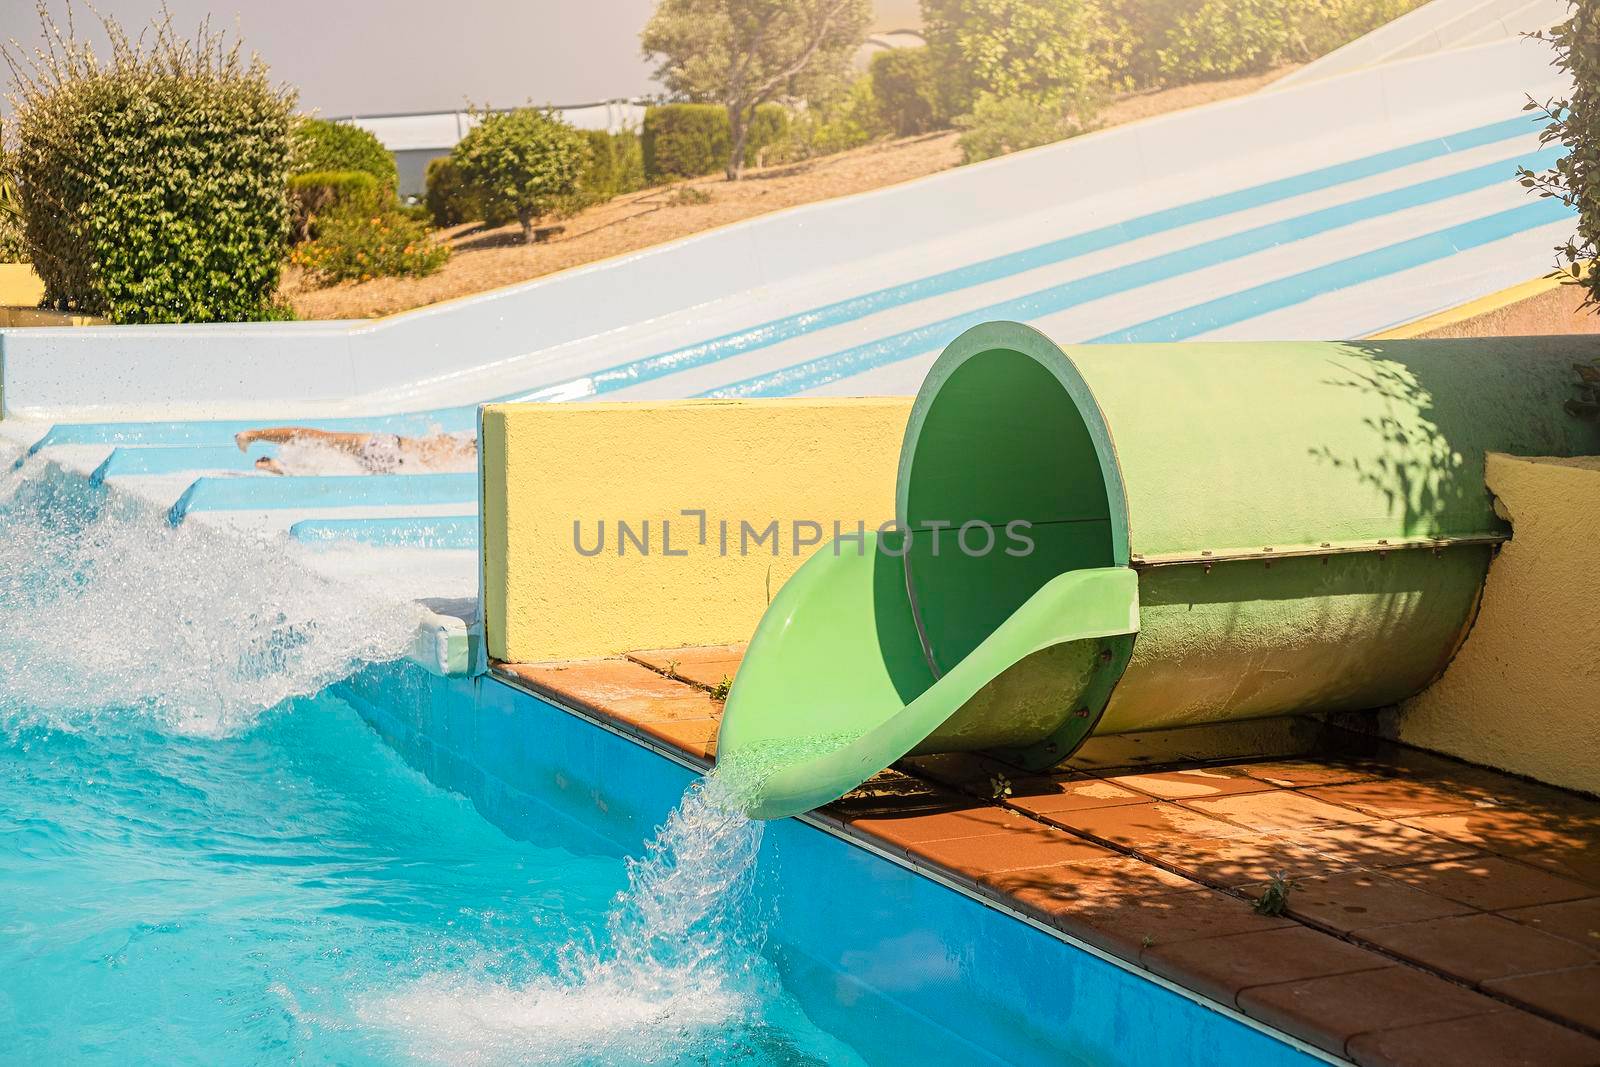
[1396, 453, 1600, 795]
[481, 397, 913, 663]
[0, 263, 44, 308]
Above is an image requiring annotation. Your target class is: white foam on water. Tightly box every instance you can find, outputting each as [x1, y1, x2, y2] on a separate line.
[0, 447, 424, 736]
[363, 772, 771, 1066]
[265, 431, 478, 476]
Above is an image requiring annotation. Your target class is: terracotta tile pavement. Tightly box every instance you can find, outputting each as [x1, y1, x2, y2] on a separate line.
[1482, 964, 1600, 1032]
[1498, 897, 1600, 950]
[1346, 1011, 1600, 1067]
[1237, 967, 1504, 1057]
[1358, 912, 1598, 985]
[494, 646, 1600, 1060]
[1143, 926, 1390, 1009]
[627, 644, 743, 692]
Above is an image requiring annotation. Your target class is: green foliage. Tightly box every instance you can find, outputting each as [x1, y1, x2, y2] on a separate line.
[923, 0, 1111, 120]
[1522, 0, 1600, 312]
[1132, 0, 1427, 85]
[870, 48, 937, 136]
[1254, 871, 1300, 916]
[640, 0, 871, 177]
[1156, 0, 1299, 81]
[955, 90, 1087, 163]
[642, 102, 790, 180]
[286, 170, 382, 242]
[290, 117, 398, 189]
[0, 162, 25, 262]
[288, 205, 449, 285]
[553, 129, 648, 214]
[643, 103, 730, 180]
[452, 108, 590, 241]
[423, 154, 511, 228]
[3, 5, 295, 323]
[770, 76, 885, 161]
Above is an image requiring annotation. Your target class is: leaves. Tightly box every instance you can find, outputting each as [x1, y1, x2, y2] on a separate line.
[2, 1, 296, 322]
[640, 0, 871, 175]
[451, 109, 589, 237]
[1520, 1, 1600, 316]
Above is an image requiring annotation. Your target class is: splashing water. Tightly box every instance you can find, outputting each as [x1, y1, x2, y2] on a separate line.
[0, 450, 423, 736]
[363, 768, 791, 1066]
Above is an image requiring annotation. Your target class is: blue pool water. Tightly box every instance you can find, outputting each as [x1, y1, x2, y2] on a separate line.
[0, 462, 867, 1065]
[0, 693, 867, 1065]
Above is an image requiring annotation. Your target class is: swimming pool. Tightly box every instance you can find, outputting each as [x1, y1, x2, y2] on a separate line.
[0, 690, 876, 1065]
[0, 456, 1324, 1067]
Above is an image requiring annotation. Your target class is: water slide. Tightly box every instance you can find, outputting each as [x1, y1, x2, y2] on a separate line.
[0, 28, 1580, 635]
[720, 323, 1600, 818]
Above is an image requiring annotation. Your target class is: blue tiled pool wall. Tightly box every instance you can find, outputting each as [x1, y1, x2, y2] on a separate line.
[335, 661, 1326, 1067]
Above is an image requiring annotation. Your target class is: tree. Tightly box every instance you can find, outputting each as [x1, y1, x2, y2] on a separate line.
[1521, 0, 1600, 310]
[921, 0, 1111, 124]
[641, 0, 872, 179]
[452, 108, 589, 243]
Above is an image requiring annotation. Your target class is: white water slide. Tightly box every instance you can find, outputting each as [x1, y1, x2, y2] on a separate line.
[0, 25, 1581, 628]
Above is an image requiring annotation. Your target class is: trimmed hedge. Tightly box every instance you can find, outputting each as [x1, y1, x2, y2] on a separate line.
[287, 170, 382, 242]
[641, 102, 789, 181]
[291, 117, 398, 189]
[870, 48, 936, 136]
[5, 9, 295, 322]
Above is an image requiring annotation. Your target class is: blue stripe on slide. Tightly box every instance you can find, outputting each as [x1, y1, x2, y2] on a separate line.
[18, 114, 1543, 458]
[701, 148, 1567, 398]
[25, 409, 479, 454]
[289, 516, 479, 550]
[1092, 198, 1576, 343]
[490, 115, 1541, 403]
[167, 472, 478, 524]
[90, 444, 276, 482]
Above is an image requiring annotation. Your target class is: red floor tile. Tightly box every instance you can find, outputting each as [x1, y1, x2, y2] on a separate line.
[1498, 897, 1600, 950]
[1238, 966, 1502, 1057]
[1482, 964, 1600, 1031]
[1347, 1010, 1600, 1067]
[1306, 780, 1502, 820]
[907, 819, 1116, 877]
[1143, 925, 1389, 1009]
[627, 644, 744, 691]
[1104, 765, 1281, 801]
[1037, 800, 1255, 847]
[1254, 870, 1473, 933]
[1359, 912, 1598, 984]
[1185, 790, 1373, 832]
[1387, 856, 1595, 912]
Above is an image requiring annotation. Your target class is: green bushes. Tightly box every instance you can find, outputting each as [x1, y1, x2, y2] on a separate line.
[870, 48, 937, 136]
[0, 166, 24, 263]
[1155, 0, 1300, 81]
[287, 170, 382, 241]
[289, 206, 449, 284]
[564, 128, 647, 211]
[641, 103, 789, 181]
[770, 78, 885, 162]
[291, 117, 398, 189]
[1521, 0, 1600, 310]
[956, 91, 1087, 163]
[425, 156, 485, 227]
[4, 7, 295, 322]
[453, 108, 590, 242]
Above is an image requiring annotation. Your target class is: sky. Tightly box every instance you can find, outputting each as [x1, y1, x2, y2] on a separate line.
[1, 0, 924, 119]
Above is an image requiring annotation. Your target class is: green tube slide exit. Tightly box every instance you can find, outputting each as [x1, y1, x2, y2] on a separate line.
[718, 322, 1600, 819]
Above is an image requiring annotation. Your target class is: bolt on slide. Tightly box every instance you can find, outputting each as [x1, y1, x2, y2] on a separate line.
[719, 321, 1600, 819]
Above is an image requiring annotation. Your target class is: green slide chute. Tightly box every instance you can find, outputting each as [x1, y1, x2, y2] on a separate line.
[721, 322, 1600, 820]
